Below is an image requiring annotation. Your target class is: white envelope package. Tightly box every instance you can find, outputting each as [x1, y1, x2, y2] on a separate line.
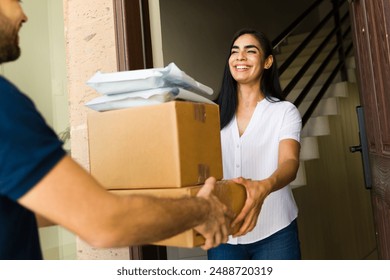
[85, 63, 215, 111]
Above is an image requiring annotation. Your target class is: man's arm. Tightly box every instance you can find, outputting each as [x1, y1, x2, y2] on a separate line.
[19, 155, 229, 249]
[35, 213, 55, 227]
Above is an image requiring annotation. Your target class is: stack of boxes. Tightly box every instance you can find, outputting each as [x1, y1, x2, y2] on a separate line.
[86, 63, 246, 247]
[87, 101, 246, 248]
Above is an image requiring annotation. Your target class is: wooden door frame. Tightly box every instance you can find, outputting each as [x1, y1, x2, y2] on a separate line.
[113, 0, 153, 71]
[112, 0, 166, 260]
[349, 0, 390, 259]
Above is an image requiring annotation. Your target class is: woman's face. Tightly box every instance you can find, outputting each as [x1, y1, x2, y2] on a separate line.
[228, 34, 268, 86]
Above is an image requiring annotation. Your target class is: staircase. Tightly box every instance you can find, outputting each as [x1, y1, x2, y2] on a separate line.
[275, 30, 356, 188]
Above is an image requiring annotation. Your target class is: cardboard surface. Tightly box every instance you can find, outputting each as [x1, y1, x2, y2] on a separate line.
[87, 101, 223, 189]
[109, 180, 247, 248]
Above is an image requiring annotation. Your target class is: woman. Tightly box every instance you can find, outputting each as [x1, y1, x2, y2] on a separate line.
[208, 28, 302, 260]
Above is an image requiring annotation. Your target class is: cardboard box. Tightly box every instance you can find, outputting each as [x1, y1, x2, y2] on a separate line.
[109, 180, 247, 248]
[87, 101, 223, 189]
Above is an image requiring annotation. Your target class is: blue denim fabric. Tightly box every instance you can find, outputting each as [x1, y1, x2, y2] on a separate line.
[207, 219, 301, 260]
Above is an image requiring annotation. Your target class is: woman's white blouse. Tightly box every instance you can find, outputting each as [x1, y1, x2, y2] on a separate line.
[221, 98, 302, 244]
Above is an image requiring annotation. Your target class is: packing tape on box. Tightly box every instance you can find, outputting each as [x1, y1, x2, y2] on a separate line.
[197, 164, 210, 183]
[193, 103, 206, 122]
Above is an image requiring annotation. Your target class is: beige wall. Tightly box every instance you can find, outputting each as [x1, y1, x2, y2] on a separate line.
[64, 0, 117, 170]
[63, 0, 130, 259]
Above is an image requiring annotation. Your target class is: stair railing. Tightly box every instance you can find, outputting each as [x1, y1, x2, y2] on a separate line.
[272, 0, 352, 126]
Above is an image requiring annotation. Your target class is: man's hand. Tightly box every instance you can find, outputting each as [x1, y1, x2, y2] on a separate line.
[194, 177, 233, 250]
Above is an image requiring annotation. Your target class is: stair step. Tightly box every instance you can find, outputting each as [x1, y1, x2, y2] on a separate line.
[279, 57, 355, 82]
[286, 28, 334, 44]
[280, 36, 335, 53]
[280, 36, 353, 55]
[277, 51, 332, 68]
[280, 59, 339, 80]
[280, 71, 343, 89]
[276, 42, 336, 61]
[299, 97, 339, 117]
[302, 115, 330, 137]
[277, 51, 355, 70]
[300, 136, 319, 160]
[290, 162, 307, 188]
[280, 55, 355, 80]
[286, 81, 350, 103]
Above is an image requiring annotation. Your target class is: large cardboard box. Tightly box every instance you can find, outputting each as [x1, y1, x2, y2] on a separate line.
[87, 101, 223, 189]
[109, 180, 247, 248]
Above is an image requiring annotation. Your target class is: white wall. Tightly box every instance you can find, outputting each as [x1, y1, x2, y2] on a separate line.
[2, 0, 69, 136]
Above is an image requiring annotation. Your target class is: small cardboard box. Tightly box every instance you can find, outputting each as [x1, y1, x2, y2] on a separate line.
[87, 101, 223, 189]
[109, 180, 247, 248]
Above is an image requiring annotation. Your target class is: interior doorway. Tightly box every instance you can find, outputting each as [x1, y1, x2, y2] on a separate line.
[114, 0, 376, 260]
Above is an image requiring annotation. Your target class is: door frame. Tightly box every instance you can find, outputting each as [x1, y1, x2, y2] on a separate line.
[113, 0, 153, 71]
[349, 0, 390, 259]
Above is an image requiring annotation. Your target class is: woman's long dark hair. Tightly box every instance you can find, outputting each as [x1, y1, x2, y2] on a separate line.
[217, 28, 284, 129]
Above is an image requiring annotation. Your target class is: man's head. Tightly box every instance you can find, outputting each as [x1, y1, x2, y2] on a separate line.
[0, 0, 27, 64]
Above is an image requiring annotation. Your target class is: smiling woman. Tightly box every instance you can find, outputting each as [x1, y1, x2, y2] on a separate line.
[209, 29, 302, 260]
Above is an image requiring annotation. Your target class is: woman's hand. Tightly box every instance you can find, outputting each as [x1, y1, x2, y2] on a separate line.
[230, 177, 272, 237]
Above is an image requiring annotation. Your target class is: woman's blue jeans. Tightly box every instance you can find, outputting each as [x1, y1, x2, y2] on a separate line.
[207, 219, 301, 260]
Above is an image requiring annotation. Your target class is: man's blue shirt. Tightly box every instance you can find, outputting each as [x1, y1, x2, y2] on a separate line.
[0, 76, 65, 259]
